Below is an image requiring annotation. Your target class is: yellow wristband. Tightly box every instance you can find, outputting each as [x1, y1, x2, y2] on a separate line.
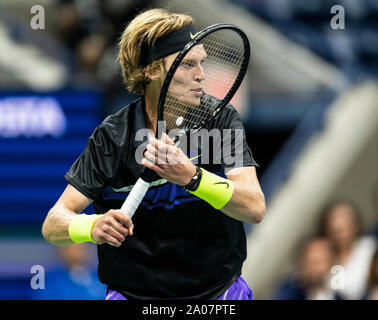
[189, 168, 234, 209]
[68, 214, 103, 244]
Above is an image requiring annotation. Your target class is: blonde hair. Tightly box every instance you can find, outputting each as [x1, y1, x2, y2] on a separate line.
[118, 8, 194, 95]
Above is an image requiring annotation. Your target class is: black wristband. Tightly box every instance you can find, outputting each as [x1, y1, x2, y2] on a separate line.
[184, 166, 202, 191]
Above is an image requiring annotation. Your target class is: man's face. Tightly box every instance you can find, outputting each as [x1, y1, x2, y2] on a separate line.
[164, 44, 207, 107]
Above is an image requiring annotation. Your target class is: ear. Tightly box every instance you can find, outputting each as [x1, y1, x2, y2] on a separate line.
[147, 72, 161, 81]
[146, 67, 163, 81]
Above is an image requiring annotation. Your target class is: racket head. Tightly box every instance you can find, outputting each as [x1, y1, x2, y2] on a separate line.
[156, 24, 250, 139]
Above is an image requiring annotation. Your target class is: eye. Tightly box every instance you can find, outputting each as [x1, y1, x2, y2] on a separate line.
[181, 60, 195, 68]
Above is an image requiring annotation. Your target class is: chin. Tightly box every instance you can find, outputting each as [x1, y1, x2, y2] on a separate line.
[182, 95, 201, 107]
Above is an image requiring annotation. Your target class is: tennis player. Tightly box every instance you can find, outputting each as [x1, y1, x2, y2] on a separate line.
[42, 8, 266, 300]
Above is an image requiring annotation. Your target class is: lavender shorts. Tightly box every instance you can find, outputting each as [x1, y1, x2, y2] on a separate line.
[105, 276, 253, 300]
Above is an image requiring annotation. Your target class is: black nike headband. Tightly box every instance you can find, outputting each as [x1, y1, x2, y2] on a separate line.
[139, 26, 198, 67]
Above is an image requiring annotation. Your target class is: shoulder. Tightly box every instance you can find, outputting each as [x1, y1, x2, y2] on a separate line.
[98, 99, 136, 134]
[212, 103, 243, 130]
[92, 98, 141, 146]
[202, 93, 237, 115]
[202, 93, 241, 129]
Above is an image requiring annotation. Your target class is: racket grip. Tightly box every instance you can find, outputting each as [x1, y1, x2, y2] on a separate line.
[120, 178, 150, 218]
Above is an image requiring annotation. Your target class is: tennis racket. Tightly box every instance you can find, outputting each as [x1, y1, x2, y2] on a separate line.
[120, 23, 250, 218]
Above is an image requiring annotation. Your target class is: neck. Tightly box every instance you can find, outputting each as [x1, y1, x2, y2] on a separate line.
[144, 97, 157, 134]
[144, 83, 161, 135]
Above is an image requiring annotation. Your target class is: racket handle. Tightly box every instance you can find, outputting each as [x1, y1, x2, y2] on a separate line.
[120, 178, 150, 218]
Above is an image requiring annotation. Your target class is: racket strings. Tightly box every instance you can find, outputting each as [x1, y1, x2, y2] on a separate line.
[164, 103, 213, 129]
[165, 92, 220, 129]
[164, 91, 216, 128]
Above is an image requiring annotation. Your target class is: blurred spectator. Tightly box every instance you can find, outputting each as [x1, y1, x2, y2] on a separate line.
[362, 247, 378, 300]
[318, 200, 377, 300]
[74, 34, 108, 86]
[54, 1, 89, 51]
[274, 237, 336, 300]
[31, 243, 106, 300]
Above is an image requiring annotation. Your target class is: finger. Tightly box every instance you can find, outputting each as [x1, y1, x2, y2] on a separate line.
[154, 138, 174, 155]
[144, 150, 159, 164]
[150, 137, 158, 148]
[145, 150, 169, 165]
[161, 132, 175, 145]
[112, 210, 133, 228]
[151, 138, 168, 153]
[153, 139, 173, 156]
[166, 136, 175, 145]
[146, 143, 157, 157]
[97, 227, 124, 247]
[101, 233, 123, 247]
[109, 216, 129, 236]
[141, 158, 164, 175]
[102, 223, 126, 242]
[142, 157, 159, 170]
[150, 143, 178, 165]
[145, 146, 169, 164]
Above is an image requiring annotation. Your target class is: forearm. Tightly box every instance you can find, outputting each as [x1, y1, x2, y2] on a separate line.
[42, 204, 76, 246]
[141, 138, 266, 224]
[220, 181, 266, 224]
[187, 166, 266, 224]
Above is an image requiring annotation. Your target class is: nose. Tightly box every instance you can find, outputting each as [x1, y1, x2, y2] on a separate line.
[194, 64, 205, 83]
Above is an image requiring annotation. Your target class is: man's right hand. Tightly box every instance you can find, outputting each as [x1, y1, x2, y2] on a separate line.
[91, 210, 134, 247]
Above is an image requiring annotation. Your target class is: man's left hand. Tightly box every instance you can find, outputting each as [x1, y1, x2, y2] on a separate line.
[142, 133, 196, 186]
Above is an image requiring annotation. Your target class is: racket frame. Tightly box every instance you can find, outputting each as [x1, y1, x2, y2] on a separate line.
[157, 23, 251, 135]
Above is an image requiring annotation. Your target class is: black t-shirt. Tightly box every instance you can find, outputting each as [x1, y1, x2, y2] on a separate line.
[65, 96, 258, 299]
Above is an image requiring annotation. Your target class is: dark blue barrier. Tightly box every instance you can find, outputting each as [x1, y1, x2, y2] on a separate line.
[0, 90, 103, 225]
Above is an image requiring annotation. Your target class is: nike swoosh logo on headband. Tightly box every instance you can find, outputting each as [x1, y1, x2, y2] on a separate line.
[214, 182, 230, 189]
[190, 32, 199, 39]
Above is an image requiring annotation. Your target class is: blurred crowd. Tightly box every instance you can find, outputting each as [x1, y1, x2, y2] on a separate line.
[274, 183, 378, 300]
[234, 0, 378, 78]
[50, 0, 158, 115]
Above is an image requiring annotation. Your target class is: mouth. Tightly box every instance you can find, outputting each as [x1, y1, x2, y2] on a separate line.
[190, 88, 203, 97]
